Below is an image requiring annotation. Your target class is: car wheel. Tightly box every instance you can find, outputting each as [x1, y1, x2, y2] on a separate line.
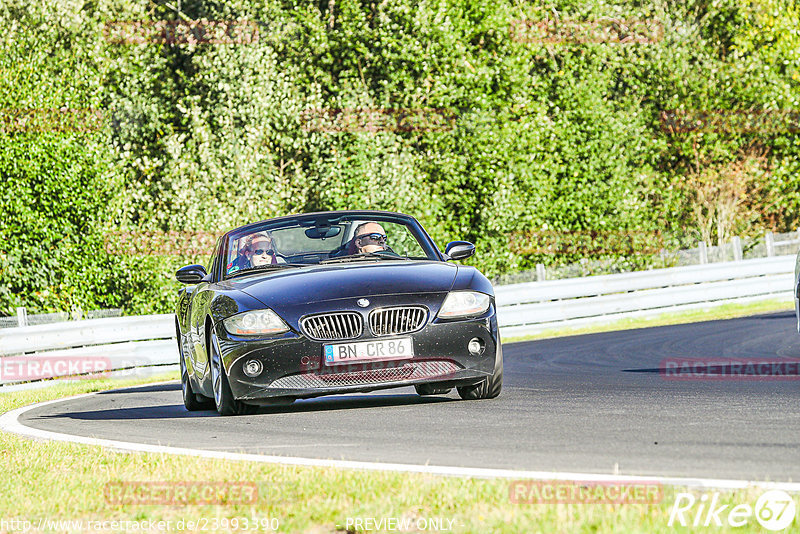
[457, 344, 503, 400]
[209, 330, 258, 416]
[414, 384, 452, 396]
[180, 353, 213, 411]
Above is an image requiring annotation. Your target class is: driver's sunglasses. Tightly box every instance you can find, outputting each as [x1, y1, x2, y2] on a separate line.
[356, 233, 387, 244]
[252, 248, 274, 256]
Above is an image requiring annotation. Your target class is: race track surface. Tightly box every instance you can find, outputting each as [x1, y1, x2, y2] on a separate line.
[16, 311, 800, 481]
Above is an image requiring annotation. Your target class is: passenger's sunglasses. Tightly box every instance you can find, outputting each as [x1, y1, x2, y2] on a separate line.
[356, 233, 387, 244]
[252, 248, 274, 256]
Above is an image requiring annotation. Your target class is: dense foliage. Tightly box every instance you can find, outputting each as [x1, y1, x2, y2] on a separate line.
[1, 0, 798, 314]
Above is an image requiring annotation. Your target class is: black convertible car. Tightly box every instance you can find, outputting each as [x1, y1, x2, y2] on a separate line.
[175, 210, 502, 415]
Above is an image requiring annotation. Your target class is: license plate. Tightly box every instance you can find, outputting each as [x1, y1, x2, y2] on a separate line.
[323, 337, 414, 366]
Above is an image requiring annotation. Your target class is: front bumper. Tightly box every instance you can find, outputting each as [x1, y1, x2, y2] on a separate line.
[215, 307, 500, 402]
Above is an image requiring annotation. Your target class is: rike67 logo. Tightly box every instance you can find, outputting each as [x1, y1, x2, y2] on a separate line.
[669, 490, 796, 530]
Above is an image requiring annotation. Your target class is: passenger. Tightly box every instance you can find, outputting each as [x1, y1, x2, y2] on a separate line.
[352, 222, 389, 254]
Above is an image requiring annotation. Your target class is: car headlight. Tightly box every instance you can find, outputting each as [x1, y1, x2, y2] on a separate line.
[223, 309, 289, 336]
[438, 291, 491, 318]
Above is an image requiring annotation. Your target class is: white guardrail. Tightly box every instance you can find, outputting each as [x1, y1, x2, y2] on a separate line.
[496, 254, 796, 337]
[0, 255, 796, 384]
[0, 315, 177, 385]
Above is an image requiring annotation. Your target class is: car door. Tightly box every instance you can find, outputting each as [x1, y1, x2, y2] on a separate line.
[187, 237, 223, 379]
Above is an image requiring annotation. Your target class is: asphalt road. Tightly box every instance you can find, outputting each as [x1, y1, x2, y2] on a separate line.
[17, 311, 800, 481]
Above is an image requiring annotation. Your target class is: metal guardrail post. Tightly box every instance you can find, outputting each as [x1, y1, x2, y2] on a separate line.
[698, 241, 708, 264]
[732, 236, 743, 261]
[15, 307, 27, 327]
[536, 263, 546, 282]
[766, 231, 775, 257]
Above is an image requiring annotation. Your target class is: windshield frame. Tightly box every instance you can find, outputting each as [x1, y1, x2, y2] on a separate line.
[216, 211, 443, 281]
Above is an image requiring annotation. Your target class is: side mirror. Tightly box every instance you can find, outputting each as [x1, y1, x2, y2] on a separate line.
[445, 241, 475, 261]
[176, 264, 207, 284]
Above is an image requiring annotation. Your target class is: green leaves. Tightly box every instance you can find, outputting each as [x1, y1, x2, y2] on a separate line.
[2, 0, 799, 314]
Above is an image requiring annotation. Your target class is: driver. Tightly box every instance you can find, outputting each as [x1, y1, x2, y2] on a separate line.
[245, 232, 285, 266]
[352, 222, 388, 254]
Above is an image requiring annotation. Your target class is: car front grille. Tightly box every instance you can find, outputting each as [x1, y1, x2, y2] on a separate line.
[268, 360, 461, 389]
[369, 306, 427, 336]
[300, 312, 363, 341]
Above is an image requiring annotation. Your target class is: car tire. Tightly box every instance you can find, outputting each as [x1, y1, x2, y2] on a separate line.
[457, 344, 503, 400]
[177, 322, 213, 411]
[209, 330, 258, 416]
[414, 384, 452, 396]
[181, 353, 213, 411]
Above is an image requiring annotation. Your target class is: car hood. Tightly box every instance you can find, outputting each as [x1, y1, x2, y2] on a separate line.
[220, 261, 458, 308]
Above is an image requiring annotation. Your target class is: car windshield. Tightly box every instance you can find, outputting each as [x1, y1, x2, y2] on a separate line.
[222, 214, 438, 278]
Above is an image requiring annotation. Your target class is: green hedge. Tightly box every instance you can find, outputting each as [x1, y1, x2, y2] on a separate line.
[1, 0, 798, 315]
